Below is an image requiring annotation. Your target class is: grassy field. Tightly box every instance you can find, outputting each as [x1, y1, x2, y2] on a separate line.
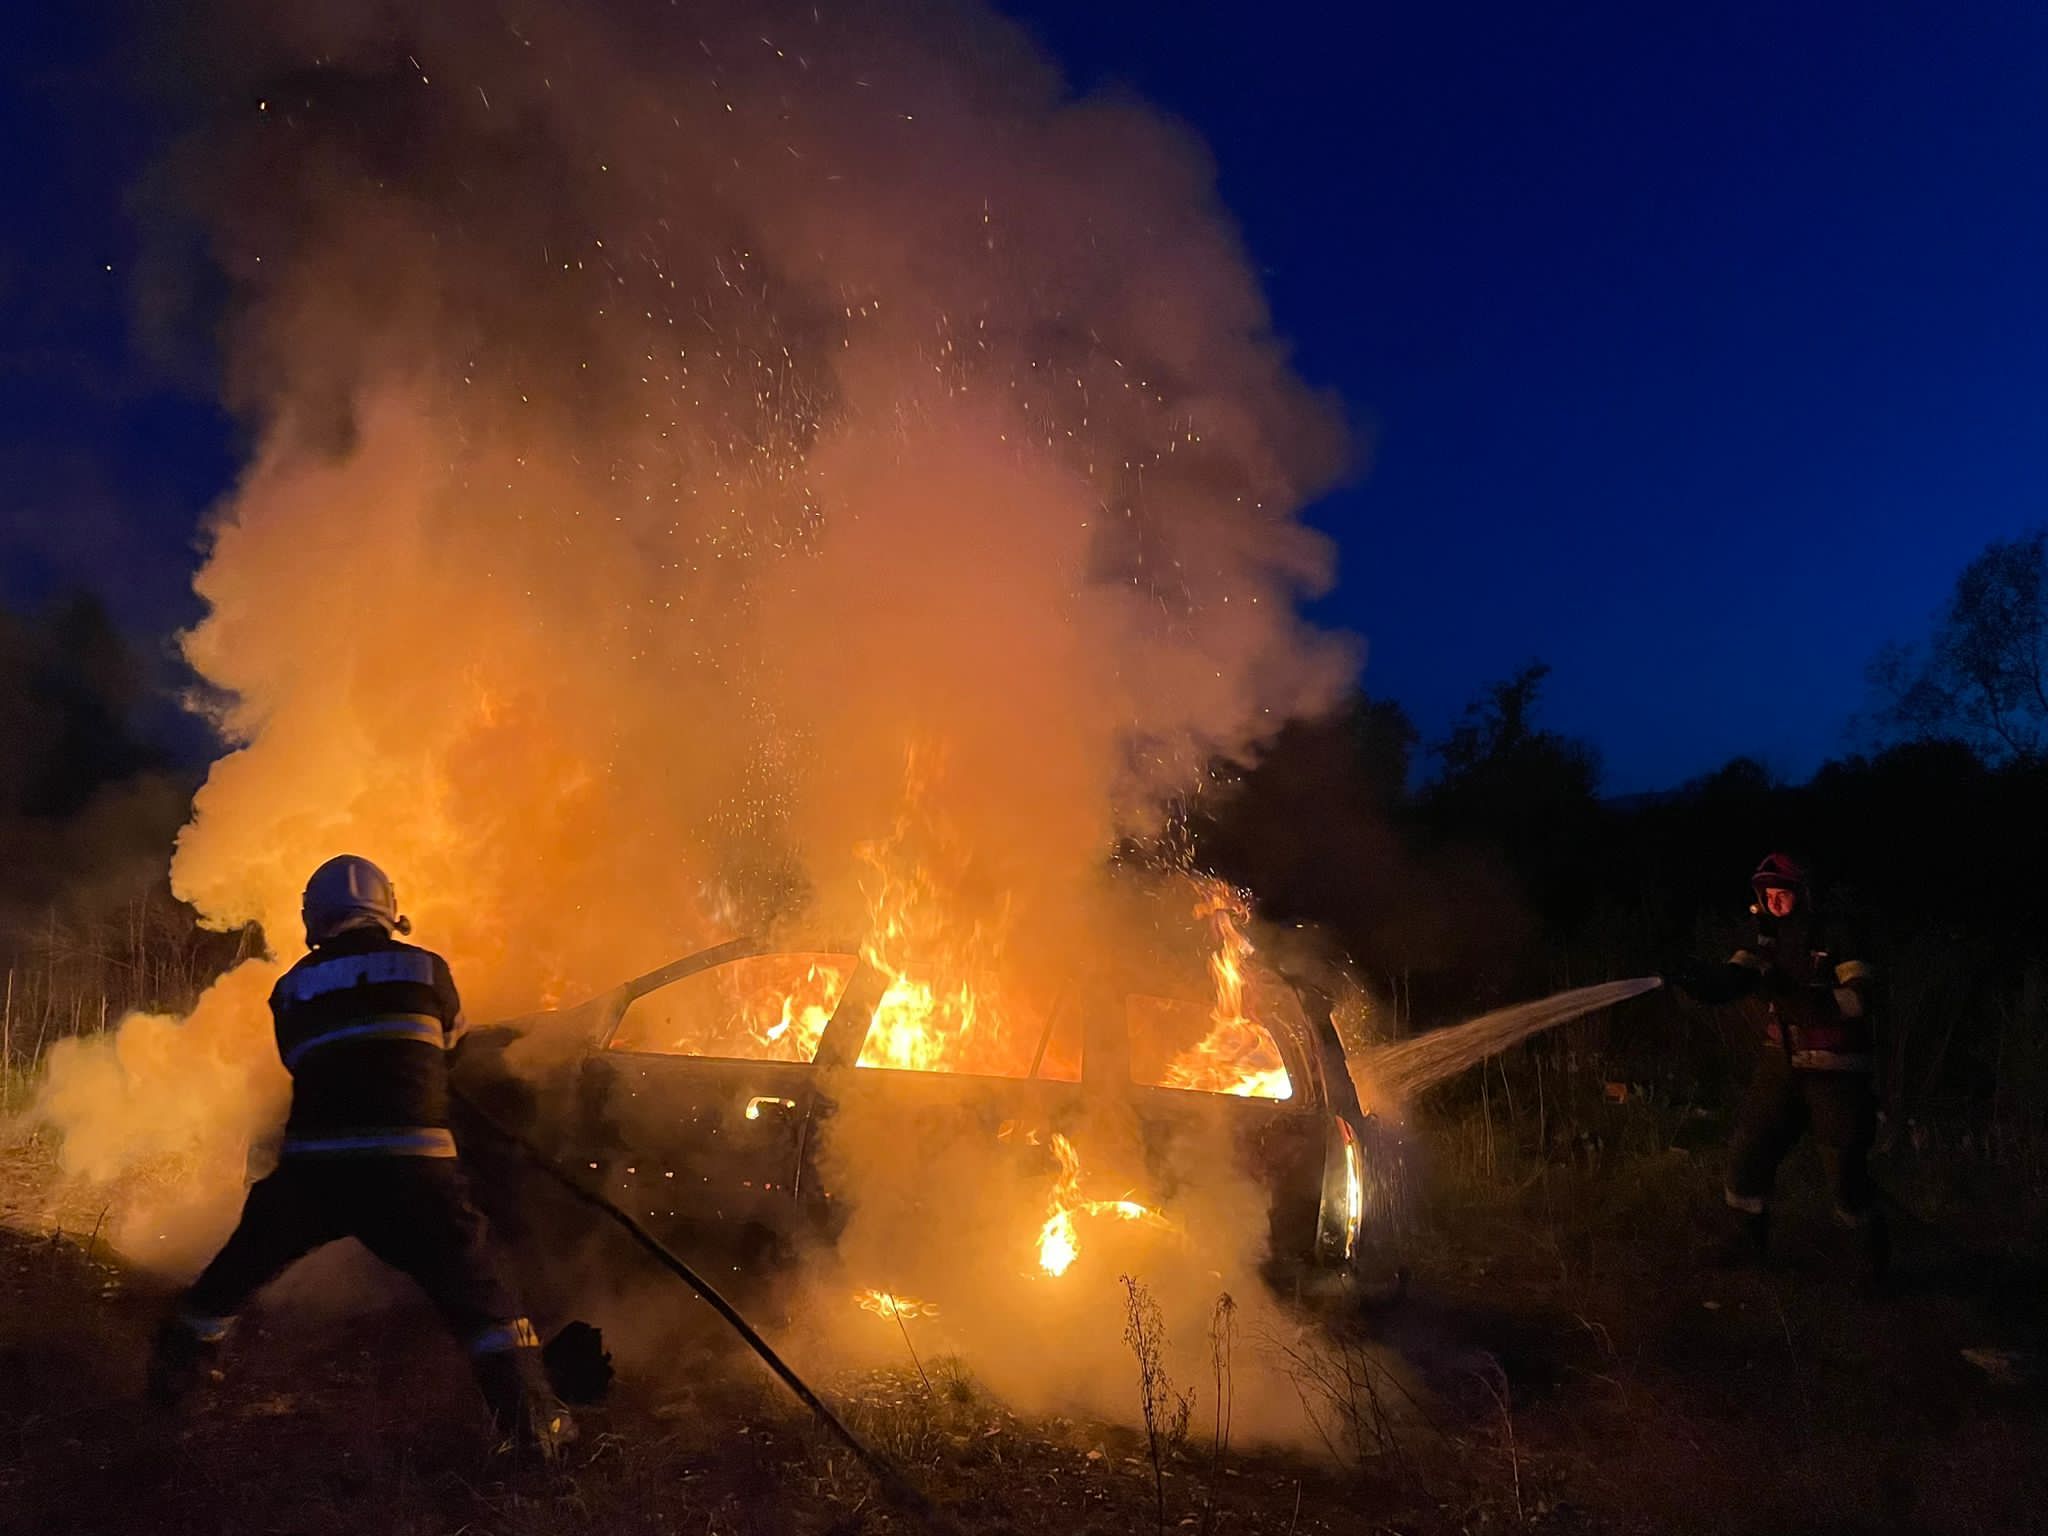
[3, 1111, 2045, 1536]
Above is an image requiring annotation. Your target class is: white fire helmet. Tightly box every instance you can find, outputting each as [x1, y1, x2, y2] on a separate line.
[301, 854, 412, 945]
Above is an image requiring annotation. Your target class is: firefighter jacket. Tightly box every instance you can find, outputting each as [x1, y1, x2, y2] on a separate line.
[1687, 917, 1874, 1072]
[270, 926, 469, 1157]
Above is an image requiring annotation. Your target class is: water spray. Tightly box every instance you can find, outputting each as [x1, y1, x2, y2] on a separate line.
[1361, 978, 1665, 1105]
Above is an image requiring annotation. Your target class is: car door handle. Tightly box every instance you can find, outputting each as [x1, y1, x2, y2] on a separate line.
[744, 1095, 799, 1122]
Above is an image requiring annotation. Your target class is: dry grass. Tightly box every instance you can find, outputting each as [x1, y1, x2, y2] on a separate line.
[6, 1081, 2047, 1536]
[1118, 1274, 1195, 1532]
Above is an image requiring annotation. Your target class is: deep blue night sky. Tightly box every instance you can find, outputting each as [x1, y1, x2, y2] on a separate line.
[5, 4, 2048, 791]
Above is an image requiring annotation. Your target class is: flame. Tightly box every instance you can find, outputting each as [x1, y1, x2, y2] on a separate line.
[849, 749, 1041, 1078]
[837, 768, 1295, 1103]
[1038, 1130, 1083, 1277]
[609, 953, 850, 1061]
[1036, 1132, 1164, 1278]
[854, 1288, 940, 1321]
[747, 958, 847, 1060]
[1156, 879, 1294, 1100]
[855, 841, 996, 1074]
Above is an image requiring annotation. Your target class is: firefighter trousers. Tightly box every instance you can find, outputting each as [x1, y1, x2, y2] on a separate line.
[1725, 1051, 1877, 1223]
[174, 1156, 549, 1435]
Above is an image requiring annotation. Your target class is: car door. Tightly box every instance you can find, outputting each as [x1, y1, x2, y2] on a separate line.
[1116, 978, 1335, 1267]
[571, 945, 863, 1257]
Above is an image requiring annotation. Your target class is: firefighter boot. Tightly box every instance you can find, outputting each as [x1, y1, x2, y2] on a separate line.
[1703, 1205, 1770, 1269]
[474, 1348, 577, 1462]
[145, 1317, 222, 1408]
[541, 1320, 614, 1405]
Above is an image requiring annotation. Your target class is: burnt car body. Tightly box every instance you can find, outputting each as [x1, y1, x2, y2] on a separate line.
[454, 938, 1396, 1299]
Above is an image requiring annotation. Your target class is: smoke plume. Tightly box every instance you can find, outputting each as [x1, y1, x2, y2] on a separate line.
[35, 0, 1354, 1430]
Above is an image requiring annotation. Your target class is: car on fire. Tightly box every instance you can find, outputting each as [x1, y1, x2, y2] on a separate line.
[454, 935, 1397, 1302]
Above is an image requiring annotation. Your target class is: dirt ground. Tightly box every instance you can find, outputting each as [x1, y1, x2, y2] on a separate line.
[3, 1128, 2044, 1536]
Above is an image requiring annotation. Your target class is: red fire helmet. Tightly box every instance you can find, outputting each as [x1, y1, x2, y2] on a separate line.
[1750, 851, 1810, 896]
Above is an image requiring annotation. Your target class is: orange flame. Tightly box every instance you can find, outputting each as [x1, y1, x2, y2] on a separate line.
[850, 747, 1041, 1078]
[746, 958, 847, 1060]
[854, 1288, 940, 1321]
[1036, 1132, 1164, 1277]
[1038, 1133, 1085, 1277]
[608, 953, 849, 1060]
[1157, 878, 1293, 1100]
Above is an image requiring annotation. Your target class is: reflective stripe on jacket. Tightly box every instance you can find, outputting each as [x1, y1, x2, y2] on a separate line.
[270, 930, 467, 1156]
[1728, 944, 1876, 1073]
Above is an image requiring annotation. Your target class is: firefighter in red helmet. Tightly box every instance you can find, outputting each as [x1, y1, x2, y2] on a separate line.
[1668, 853, 1888, 1284]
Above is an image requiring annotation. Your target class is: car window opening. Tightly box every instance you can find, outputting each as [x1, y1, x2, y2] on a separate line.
[851, 975, 1067, 1081]
[1126, 993, 1295, 1101]
[608, 951, 1298, 1100]
[609, 952, 857, 1062]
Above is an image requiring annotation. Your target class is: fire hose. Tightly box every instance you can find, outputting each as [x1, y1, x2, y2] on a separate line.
[448, 1086, 939, 1523]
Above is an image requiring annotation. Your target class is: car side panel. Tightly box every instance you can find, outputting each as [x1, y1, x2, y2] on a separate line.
[572, 1051, 820, 1256]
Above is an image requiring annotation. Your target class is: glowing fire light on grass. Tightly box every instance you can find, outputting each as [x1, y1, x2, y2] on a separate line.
[1159, 878, 1293, 1100]
[854, 1288, 940, 1321]
[1036, 1133, 1167, 1278]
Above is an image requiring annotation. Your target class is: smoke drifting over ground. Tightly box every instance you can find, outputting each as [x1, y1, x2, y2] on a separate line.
[782, 1084, 1325, 1436]
[33, 0, 1355, 1426]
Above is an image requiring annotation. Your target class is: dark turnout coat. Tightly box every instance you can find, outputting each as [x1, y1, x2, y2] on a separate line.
[1681, 910, 1882, 1223]
[270, 925, 469, 1156]
[1688, 914, 1875, 1073]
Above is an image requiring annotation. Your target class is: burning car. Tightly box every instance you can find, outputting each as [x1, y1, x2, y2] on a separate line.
[456, 891, 1393, 1306]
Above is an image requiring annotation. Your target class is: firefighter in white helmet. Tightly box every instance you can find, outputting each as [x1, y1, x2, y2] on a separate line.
[145, 855, 572, 1456]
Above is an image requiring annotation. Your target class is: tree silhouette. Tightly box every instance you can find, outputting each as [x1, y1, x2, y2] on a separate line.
[0, 593, 184, 924]
[1422, 662, 1604, 939]
[1869, 528, 2048, 762]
